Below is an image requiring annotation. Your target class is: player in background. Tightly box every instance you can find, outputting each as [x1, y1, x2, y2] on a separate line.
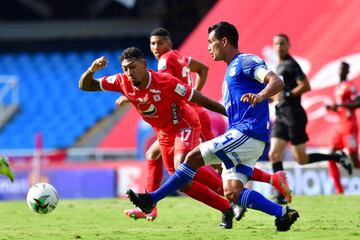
[270, 34, 353, 204]
[80, 47, 238, 229]
[325, 62, 360, 193]
[127, 21, 299, 232]
[119, 28, 292, 221]
[0, 156, 14, 182]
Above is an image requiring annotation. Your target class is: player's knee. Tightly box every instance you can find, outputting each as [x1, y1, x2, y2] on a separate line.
[146, 150, 159, 160]
[269, 150, 281, 162]
[184, 148, 203, 170]
[223, 189, 240, 202]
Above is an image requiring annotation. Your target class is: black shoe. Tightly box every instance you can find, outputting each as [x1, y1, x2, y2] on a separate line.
[126, 189, 155, 214]
[275, 206, 299, 231]
[274, 193, 288, 205]
[219, 209, 234, 229]
[231, 202, 246, 221]
[338, 151, 353, 175]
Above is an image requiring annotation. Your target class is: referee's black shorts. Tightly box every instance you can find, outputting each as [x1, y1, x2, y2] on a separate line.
[271, 105, 309, 145]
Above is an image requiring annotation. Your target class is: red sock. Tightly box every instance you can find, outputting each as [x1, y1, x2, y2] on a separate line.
[251, 167, 271, 183]
[184, 180, 230, 212]
[147, 160, 163, 192]
[328, 161, 344, 194]
[193, 165, 224, 195]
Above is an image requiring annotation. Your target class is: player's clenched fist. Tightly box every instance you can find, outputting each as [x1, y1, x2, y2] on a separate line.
[241, 93, 265, 107]
[88, 56, 108, 73]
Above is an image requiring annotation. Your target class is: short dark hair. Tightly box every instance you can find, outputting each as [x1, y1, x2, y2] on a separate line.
[208, 21, 238, 48]
[275, 33, 290, 43]
[340, 61, 350, 69]
[150, 27, 170, 38]
[120, 47, 144, 62]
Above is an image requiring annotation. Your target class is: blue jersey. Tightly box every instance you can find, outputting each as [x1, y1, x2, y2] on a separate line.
[222, 53, 270, 143]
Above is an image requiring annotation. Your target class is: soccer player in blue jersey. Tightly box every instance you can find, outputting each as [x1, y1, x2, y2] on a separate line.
[127, 21, 299, 231]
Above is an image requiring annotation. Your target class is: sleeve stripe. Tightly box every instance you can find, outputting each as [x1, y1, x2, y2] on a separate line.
[188, 88, 195, 101]
[98, 78, 104, 90]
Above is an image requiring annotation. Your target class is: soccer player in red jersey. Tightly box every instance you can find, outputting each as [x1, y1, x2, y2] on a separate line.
[326, 62, 360, 193]
[80, 47, 239, 228]
[119, 28, 292, 221]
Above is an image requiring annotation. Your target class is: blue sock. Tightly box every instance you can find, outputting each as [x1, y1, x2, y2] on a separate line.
[237, 188, 283, 218]
[150, 163, 196, 203]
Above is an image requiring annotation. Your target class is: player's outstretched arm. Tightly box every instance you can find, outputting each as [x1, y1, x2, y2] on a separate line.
[241, 71, 284, 107]
[79, 56, 108, 91]
[188, 58, 209, 91]
[190, 90, 227, 116]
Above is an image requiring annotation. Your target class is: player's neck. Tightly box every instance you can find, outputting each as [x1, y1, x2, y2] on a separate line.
[225, 49, 240, 65]
[279, 53, 289, 63]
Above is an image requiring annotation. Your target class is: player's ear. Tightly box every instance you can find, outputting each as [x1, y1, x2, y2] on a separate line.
[222, 37, 227, 47]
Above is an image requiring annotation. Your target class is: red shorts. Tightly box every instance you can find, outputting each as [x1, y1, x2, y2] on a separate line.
[331, 123, 358, 153]
[157, 116, 201, 175]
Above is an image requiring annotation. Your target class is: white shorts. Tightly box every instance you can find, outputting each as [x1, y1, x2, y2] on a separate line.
[199, 129, 265, 184]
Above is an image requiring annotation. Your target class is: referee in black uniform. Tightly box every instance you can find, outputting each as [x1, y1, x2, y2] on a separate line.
[269, 34, 353, 204]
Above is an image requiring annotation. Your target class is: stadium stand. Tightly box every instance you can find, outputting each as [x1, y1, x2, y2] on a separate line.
[0, 50, 157, 149]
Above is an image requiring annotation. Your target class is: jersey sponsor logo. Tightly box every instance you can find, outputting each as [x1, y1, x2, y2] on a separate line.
[171, 103, 179, 125]
[150, 89, 161, 93]
[158, 58, 167, 70]
[137, 102, 157, 117]
[138, 94, 149, 103]
[106, 75, 117, 84]
[153, 94, 161, 102]
[175, 83, 187, 96]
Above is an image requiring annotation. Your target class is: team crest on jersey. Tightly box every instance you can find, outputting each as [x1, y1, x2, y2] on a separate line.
[106, 75, 117, 84]
[158, 58, 167, 70]
[175, 83, 187, 96]
[153, 94, 161, 102]
[229, 67, 236, 77]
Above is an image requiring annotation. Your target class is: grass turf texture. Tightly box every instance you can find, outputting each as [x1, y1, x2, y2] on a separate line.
[0, 195, 359, 240]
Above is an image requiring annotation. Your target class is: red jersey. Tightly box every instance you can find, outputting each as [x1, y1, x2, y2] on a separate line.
[334, 81, 359, 124]
[158, 50, 192, 87]
[100, 70, 197, 135]
[158, 49, 216, 141]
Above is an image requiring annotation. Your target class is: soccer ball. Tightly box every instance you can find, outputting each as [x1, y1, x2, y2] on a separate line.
[26, 183, 59, 214]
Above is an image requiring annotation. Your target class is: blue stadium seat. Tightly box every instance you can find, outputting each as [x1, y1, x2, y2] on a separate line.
[0, 50, 133, 149]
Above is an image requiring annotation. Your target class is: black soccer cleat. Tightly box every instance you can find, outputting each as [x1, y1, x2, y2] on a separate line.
[126, 189, 156, 214]
[231, 202, 247, 221]
[274, 193, 288, 205]
[275, 206, 299, 231]
[338, 151, 353, 175]
[219, 209, 234, 229]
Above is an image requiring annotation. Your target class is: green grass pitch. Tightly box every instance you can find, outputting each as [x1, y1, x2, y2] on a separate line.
[0, 195, 359, 240]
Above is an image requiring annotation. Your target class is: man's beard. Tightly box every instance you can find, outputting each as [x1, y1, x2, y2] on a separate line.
[133, 80, 141, 87]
